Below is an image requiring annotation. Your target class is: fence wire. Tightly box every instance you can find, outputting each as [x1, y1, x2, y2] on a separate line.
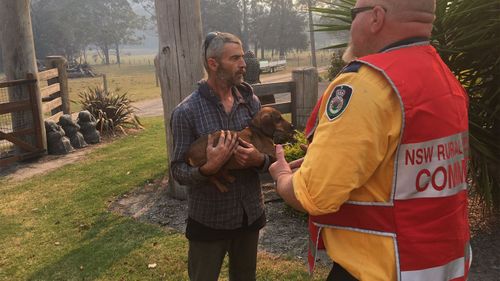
[0, 85, 35, 159]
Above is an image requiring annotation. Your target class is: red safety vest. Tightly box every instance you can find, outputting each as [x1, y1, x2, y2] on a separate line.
[305, 94, 323, 142]
[308, 44, 471, 281]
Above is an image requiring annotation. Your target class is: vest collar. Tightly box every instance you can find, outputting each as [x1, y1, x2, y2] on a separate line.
[379, 37, 429, 53]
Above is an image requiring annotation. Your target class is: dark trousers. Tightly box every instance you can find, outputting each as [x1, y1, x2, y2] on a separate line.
[188, 230, 259, 281]
[326, 262, 358, 281]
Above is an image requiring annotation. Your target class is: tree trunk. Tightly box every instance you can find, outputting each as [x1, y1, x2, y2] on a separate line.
[307, 0, 317, 67]
[83, 47, 88, 64]
[155, 0, 204, 200]
[115, 43, 121, 65]
[103, 43, 110, 65]
[0, 0, 46, 151]
[260, 46, 264, 59]
[277, 0, 285, 58]
[242, 0, 249, 51]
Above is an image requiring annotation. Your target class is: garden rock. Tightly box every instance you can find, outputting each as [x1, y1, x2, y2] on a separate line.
[58, 114, 87, 149]
[77, 110, 101, 144]
[45, 120, 74, 155]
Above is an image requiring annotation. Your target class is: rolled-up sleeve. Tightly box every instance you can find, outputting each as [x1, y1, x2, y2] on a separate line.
[170, 106, 208, 186]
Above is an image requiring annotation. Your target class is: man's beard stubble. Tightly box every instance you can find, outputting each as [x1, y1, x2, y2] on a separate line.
[216, 65, 245, 87]
[342, 44, 356, 63]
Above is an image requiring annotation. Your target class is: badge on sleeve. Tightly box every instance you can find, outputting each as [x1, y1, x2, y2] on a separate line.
[325, 84, 353, 121]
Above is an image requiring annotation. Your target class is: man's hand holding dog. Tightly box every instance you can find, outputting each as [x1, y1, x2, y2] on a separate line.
[200, 130, 239, 176]
[234, 138, 265, 168]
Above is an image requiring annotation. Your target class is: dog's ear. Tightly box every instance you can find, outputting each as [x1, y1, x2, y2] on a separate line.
[260, 113, 275, 137]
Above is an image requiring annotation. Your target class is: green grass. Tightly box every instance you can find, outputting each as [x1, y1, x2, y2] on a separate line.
[70, 53, 159, 111]
[68, 63, 160, 111]
[0, 117, 328, 280]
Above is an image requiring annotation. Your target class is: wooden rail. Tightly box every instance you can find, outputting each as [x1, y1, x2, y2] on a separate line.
[40, 83, 60, 99]
[0, 76, 45, 166]
[38, 68, 58, 81]
[251, 67, 318, 130]
[39, 56, 70, 122]
[252, 81, 297, 127]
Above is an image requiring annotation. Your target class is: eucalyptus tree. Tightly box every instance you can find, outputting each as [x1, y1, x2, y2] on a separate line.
[31, 0, 145, 65]
[201, 0, 242, 37]
[87, 0, 146, 65]
[297, 0, 320, 66]
[31, 0, 94, 61]
[263, 0, 307, 57]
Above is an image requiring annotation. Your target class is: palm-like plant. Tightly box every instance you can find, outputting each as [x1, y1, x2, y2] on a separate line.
[77, 86, 142, 135]
[310, 0, 355, 49]
[312, 0, 500, 209]
[433, 0, 500, 209]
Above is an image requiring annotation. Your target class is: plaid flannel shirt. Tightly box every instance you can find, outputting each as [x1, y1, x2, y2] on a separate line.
[170, 81, 269, 230]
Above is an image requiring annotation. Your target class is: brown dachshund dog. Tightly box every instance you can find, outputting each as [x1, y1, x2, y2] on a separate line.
[186, 107, 295, 192]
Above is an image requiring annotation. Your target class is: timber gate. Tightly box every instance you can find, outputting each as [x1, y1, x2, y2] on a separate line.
[0, 74, 44, 166]
[0, 64, 66, 167]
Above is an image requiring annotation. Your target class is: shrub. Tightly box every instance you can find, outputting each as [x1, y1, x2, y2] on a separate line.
[327, 50, 347, 81]
[77, 86, 142, 134]
[284, 131, 307, 162]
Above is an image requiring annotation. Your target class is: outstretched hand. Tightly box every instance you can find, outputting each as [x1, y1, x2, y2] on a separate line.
[269, 145, 306, 212]
[269, 144, 293, 181]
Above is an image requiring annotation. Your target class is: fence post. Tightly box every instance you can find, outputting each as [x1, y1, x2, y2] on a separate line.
[0, 0, 47, 153]
[102, 74, 108, 93]
[154, 55, 159, 87]
[45, 56, 70, 114]
[155, 0, 204, 200]
[292, 67, 318, 130]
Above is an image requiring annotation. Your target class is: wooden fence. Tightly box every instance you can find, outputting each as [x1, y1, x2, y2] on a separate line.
[40, 56, 70, 121]
[254, 81, 297, 122]
[0, 56, 70, 166]
[39, 68, 63, 121]
[252, 67, 318, 130]
[0, 75, 45, 166]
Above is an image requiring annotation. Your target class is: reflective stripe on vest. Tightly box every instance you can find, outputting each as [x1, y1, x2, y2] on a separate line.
[304, 95, 323, 142]
[307, 44, 470, 281]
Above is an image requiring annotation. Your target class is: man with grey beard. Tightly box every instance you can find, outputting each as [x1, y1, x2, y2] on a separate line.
[170, 32, 270, 281]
